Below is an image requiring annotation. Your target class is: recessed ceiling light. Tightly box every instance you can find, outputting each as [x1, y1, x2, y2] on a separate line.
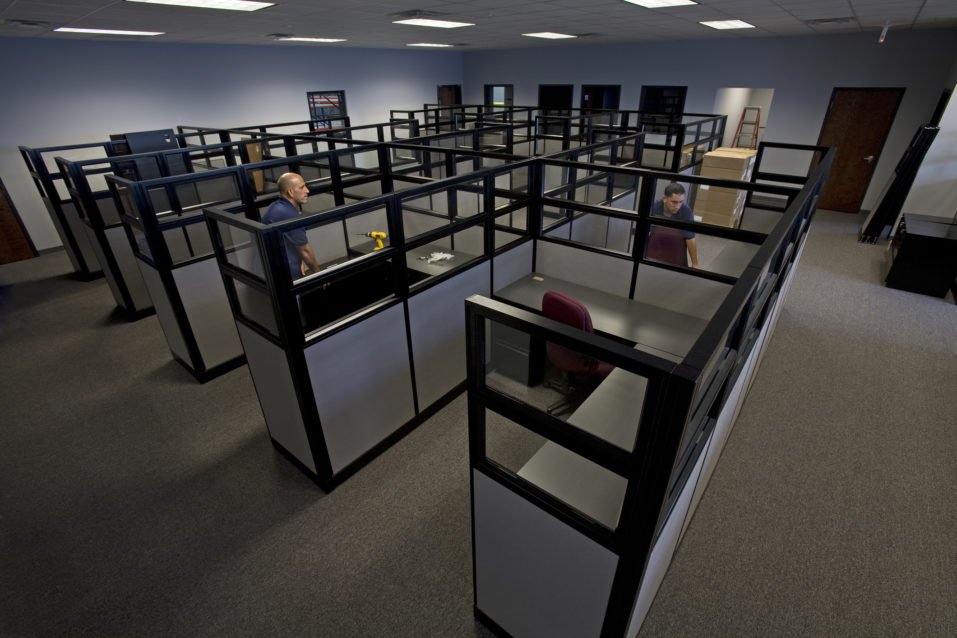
[126, 0, 273, 12]
[700, 19, 755, 30]
[276, 36, 346, 43]
[407, 42, 454, 47]
[393, 18, 474, 28]
[522, 32, 577, 39]
[623, 0, 697, 7]
[54, 26, 164, 36]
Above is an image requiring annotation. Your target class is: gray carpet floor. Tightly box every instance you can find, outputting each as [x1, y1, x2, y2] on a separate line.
[0, 210, 954, 637]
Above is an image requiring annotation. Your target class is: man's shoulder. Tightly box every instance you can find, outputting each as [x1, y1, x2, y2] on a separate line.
[263, 198, 295, 223]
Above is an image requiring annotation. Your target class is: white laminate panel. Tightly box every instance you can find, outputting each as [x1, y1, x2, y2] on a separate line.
[473, 470, 618, 638]
[538, 241, 631, 297]
[237, 323, 315, 473]
[174, 259, 242, 369]
[625, 435, 707, 638]
[408, 262, 490, 409]
[567, 367, 647, 452]
[138, 260, 190, 363]
[306, 304, 415, 473]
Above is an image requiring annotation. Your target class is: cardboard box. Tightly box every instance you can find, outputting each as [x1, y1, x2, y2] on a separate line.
[701, 147, 757, 172]
[696, 210, 741, 228]
[699, 165, 753, 182]
[694, 184, 747, 208]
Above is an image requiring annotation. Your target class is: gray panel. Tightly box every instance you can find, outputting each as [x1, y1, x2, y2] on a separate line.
[138, 260, 190, 363]
[87, 224, 124, 309]
[625, 439, 706, 638]
[173, 259, 242, 369]
[63, 202, 101, 273]
[473, 470, 618, 638]
[606, 216, 633, 253]
[408, 262, 490, 409]
[539, 241, 631, 297]
[236, 323, 315, 473]
[306, 304, 414, 473]
[492, 240, 533, 293]
[634, 265, 730, 321]
[569, 213, 609, 247]
[106, 227, 152, 312]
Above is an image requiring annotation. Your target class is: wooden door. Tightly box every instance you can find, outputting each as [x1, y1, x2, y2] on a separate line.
[0, 177, 37, 265]
[817, 87, 904, 213]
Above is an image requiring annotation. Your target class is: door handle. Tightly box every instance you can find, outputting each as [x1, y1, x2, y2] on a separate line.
[863, 155, 875, 163]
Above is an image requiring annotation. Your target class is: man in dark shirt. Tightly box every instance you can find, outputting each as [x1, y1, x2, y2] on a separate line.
[647, 182, 699, 268]
[261, 172, 320, 279]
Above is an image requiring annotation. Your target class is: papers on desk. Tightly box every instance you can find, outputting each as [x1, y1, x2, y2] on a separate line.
[419, 251, 454, 264]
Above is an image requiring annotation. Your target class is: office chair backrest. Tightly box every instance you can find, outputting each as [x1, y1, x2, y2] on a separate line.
[542, 290, 599, 376]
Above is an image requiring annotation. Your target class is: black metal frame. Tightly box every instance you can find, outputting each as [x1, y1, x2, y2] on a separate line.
[464, 143, 835, 637]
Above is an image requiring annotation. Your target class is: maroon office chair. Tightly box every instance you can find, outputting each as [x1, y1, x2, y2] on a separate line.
[542, 290, 614, 416]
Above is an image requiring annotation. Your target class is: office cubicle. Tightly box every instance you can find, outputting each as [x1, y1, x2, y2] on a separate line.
[204, 156, 535, 489]
[19, 141, 122, 279]
[55, 137, 280, 319]
[464, 143, 833, 637]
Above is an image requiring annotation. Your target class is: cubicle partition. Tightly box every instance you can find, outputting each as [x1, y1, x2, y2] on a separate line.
[464, 144, 833, 637]
[55, 137, 282, 319]
[204, 157, 536, 489]
[19, 141, 121, 278]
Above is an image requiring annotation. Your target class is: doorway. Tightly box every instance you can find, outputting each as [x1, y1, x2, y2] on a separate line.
[816, 87, 904, 213]
[436, 85, 462, 106]
[581, 84, 621, 112]
[538, 84, 574, 114]
[0, 177, 37, 265]
[484, 84, 514, 112]
[713, 88, 775, 148]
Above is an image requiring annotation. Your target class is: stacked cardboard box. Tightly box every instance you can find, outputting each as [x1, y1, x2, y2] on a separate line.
[694, 147, 757, 227]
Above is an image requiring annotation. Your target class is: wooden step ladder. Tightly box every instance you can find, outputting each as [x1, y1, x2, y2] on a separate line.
[732, 106, 761, 149]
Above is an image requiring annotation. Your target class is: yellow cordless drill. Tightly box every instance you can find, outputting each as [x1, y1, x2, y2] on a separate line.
[358, 231, 387, 250]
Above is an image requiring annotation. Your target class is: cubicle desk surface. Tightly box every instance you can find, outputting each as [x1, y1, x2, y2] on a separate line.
[495, 274, 708, 363]
[407, 245, 478, 279]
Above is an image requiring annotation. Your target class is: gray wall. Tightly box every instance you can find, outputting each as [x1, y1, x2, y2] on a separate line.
[462, 29, 957, 212]
[0, 37, 462, 250]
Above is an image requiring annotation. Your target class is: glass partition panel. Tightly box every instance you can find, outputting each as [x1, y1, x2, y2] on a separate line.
[453, 180, 484, 218]
[174, 174, 241, 210]
[485, 317, 645, 453]
[96, 194, 122, 226]
[407, 224, 484, 287]
[147, 185, 172, 216]
[233, 278, 278, 336]
[484, 409, 627, 531]
[129, 224, 151, 260]
[693, 233, 761, 278]
[495, 208, 527, 233]
[212, 218, 264, 278]
[299, 257, 397, 335]
[402, 189, 450, 240]
[542, 205, 570, 235]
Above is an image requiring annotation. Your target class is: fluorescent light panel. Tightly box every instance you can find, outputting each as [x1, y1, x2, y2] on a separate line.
[522, 32, 576, 39]
[54, 26, 164, 36]
[393, 18, 473, 28]
[700, 19, 755, 29]
[277, 37, 346, 43]
[407, 42, 453, 47]
[623, 0, 697, 7]
[126, 0, 273, 11]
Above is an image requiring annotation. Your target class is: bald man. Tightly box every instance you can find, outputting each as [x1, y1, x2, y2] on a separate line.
[261, 172, 320, 279]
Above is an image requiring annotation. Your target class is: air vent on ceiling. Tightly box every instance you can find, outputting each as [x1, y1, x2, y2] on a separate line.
[805, 17, 858, 26]
[1, 18, 52, 29]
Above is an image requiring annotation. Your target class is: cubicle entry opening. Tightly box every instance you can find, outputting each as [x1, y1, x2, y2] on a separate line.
[19, 142, 121, 279]
[466, 144, 834, 637]
[205, 156, 536, 490]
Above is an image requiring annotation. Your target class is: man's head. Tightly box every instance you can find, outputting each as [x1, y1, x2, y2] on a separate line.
[277, 172, 309, 207]
[661, 182, 686, 215]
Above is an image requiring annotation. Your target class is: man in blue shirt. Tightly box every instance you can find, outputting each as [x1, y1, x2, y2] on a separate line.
[261, 172, 320, 280]
[647, 182, 699, 268]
